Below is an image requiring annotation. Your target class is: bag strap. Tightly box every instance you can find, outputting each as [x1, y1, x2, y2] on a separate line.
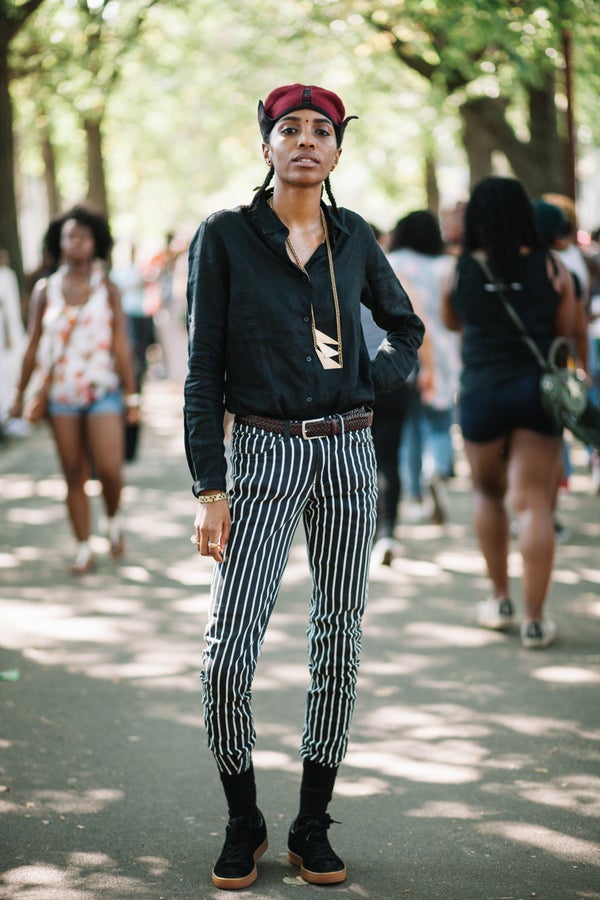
[473, 253, 550, 372]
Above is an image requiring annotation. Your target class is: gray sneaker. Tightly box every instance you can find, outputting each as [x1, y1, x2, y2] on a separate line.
[476, 597, 515, 631]
[521, 618, 557, 649]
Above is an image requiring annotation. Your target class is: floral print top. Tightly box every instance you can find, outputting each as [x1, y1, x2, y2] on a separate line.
[34, 261, 120, 406]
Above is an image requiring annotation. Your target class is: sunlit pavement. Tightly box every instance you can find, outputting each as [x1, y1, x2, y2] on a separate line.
[1, 379, 599, 900]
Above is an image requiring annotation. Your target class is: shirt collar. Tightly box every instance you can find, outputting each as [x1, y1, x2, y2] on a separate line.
[251, 193, 350, 241]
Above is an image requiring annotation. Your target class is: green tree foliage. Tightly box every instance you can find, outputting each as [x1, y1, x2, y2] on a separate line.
[311, 0, 600, 196]
[4, 0, 600, 280]
[11, 0, 161, 217]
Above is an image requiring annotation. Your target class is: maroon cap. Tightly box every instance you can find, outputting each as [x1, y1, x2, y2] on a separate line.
[258, 83, 357, 146]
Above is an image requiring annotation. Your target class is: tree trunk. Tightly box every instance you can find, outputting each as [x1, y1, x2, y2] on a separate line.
[425, 154, 440, 217]
[84, 117, 108, 216]
[460, 74, 567, 197]
[0, 26, 23, 288]
[460, 100, 495, 190]
[527, 71, 565, 194]
[41, 124, 61, 218]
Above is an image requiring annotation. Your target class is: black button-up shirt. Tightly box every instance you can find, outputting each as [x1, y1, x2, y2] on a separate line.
[184, 196, 424, 492]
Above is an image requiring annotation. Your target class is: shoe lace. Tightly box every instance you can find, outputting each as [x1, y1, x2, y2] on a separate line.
[300, 814, 341, 863]
[526, 621, 543, 639]
[498, 599, 514, 617]
[221, 815, 259, 865]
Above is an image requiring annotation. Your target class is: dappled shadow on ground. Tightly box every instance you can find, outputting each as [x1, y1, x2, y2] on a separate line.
[0, 382, 599, 899]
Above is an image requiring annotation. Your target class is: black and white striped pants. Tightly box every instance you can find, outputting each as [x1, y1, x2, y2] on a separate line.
[201, 420, 377, 775]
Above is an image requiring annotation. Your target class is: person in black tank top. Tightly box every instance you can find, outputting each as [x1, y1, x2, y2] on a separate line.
[441, 176, 578, 649]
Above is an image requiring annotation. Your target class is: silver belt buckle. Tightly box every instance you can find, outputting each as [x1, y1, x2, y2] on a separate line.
[301, 416, 327, 439]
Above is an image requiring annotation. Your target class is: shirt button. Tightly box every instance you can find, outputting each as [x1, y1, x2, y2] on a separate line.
[306, 396, 312, 402]
[303, 316, 310, 323]
[306, 355, 312, 362]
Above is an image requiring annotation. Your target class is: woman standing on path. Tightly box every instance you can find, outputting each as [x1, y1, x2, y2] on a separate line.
[10, 206, 139, 574]
[184, 83, 424, 890]
[442, 176, 576, 648]
[387, 210, 460, 526]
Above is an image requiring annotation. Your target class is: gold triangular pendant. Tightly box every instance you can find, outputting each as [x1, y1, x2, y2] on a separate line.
[314, 328, 342, 369]
[316, 348, 343, 368]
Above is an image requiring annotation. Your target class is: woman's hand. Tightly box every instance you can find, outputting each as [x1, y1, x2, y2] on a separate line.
[124, 393, 141, 425]
[192, 497, 231, 562]
[417, 365, 436, 405]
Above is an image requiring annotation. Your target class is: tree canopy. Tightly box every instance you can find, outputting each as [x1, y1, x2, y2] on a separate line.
[2, 0, 600, 283]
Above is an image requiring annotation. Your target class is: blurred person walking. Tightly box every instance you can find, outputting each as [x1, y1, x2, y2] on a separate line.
[360, 294, 410, 565]
[9, 206, 139, 574]
[0, 249, 25, 436]
[587, 227, 600, 490]
[533, 199, 588, 372]
[185, 83, 423, 889]
[111, 244, 156, 390]
[532, 198, 590, 536]
[143, 232, 189, 381]
[387, 210, 460, 525]
[111, 245, 156, 461]
[442, 176, 577, 649]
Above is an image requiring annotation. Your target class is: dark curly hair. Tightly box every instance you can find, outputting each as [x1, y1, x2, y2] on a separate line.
[388, 210, 444, 256]
[44, 205, 114, 265]
[462, 176, 541, 283]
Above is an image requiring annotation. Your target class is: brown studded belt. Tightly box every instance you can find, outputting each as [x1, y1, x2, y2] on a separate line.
[236, 406, 373, 440]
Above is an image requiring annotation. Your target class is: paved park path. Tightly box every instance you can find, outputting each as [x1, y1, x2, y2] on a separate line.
[1, 380, 599, 900]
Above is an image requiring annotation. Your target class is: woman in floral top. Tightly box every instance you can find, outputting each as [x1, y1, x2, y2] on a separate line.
[10, 206, 138, 574]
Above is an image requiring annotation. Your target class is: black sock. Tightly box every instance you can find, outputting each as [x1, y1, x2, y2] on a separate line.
[298, 759, 338, 820]
[219, 765, 258, 819]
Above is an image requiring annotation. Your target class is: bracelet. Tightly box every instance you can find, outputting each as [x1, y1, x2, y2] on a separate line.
[197, 491, 228, 504]
[125, 393, 141, 408]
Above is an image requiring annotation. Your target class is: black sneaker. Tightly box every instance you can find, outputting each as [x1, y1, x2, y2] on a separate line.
[211, 810, 268, 890]
[287, 814, 347, 885]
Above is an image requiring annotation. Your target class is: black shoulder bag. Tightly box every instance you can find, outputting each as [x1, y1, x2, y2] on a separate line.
[475, 255, 600, 451]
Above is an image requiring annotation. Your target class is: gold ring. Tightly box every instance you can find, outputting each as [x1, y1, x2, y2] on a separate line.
[190, 535, 200, 546]
[207, 541, 220, 549]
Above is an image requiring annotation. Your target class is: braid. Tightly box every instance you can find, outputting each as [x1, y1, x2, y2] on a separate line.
[250, 169, 338, 212]
[251, 168, 274, 208]
[324, 176, 338, 213]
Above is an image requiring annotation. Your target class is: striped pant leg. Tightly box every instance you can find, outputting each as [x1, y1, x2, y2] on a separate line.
[201, 424, 316, 775]
[300, 428, 377, 766]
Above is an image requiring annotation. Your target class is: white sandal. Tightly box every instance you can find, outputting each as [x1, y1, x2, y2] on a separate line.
[71, 543, 95, 575]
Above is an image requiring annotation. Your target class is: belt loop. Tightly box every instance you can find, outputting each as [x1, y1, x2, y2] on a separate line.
[284, 420, 291, 441]
[335, 413, 345, 436]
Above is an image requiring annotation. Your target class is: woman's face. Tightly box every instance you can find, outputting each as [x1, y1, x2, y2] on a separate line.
[60, 219, 95, 263]
[263, 109, 341, 188]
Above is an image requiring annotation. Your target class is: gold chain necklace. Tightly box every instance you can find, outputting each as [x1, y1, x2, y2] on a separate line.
[269, 198, 343, 370]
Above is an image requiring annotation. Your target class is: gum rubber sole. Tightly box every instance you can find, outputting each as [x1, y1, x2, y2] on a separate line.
[211, 838, 268, 890]
[287, 849, 347, 885]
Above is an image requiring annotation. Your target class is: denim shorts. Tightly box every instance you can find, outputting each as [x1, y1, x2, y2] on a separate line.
[48, 389, 124, 418]
[459, 374, 561, 442]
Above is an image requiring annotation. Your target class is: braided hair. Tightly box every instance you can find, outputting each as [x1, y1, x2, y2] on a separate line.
[251, 166, 274, 207]
[462, 176, 541, 283]
[250, 167, 339, 213]
[323, 176, 338, 213]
